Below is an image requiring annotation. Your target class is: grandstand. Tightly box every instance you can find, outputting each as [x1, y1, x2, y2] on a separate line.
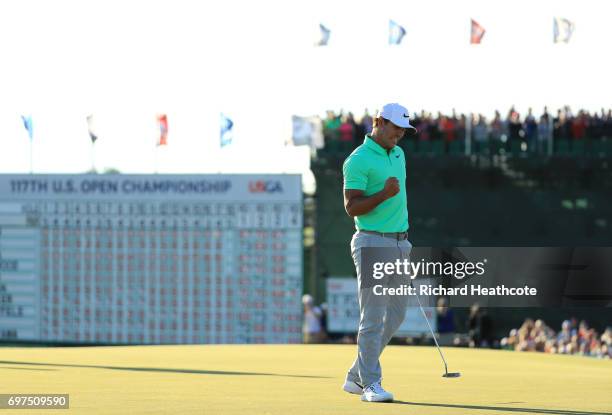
[309, 118, 612, 339]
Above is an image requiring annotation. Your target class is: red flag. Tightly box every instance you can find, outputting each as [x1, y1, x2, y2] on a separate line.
[157, 114, 168, 146]
[470, 19, 485, 44]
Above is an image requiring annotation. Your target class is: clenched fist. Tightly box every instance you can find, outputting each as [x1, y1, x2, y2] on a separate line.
[383, 177, 400, 199]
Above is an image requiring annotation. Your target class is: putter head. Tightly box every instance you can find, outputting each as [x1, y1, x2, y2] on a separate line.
[442, 372, 461, 378]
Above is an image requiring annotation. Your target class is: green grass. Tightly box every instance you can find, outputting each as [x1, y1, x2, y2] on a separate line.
[0, 344, 610, 414]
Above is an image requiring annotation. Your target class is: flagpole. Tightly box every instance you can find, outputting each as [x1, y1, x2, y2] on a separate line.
[86, 114, 98, 173]
[29, 140, 33, 174]
[154, 145, 158, 174]
[91, 141, 96, 173]
[22, 115, 34, 173]
[465, 113, 472, 156]
[548, 114, 554, 157]
[155, 114, 167, 174]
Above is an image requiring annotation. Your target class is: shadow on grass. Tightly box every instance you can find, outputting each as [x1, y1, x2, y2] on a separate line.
[0, 366, 58, 371]
[392, 400, 612, 415]
[0, 360, 329, 379]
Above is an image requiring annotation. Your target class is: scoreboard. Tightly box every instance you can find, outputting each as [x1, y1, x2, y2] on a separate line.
[0, 174, 303, 344]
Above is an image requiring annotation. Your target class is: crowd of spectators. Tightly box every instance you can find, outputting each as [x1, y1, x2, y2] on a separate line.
[500, 317, 612, 359]
[303, 293, 611, 360]
[318, 106, 612, 157]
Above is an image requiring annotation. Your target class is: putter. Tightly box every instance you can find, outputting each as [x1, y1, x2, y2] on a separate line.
[399, 245, 461, 377]
[409, 279, 461, 378]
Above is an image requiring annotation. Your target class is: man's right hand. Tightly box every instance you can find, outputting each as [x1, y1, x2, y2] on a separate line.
[383, 177, 400, 199]
[344, 177, 400, 217]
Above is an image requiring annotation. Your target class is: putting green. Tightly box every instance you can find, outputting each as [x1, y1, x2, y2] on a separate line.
[0, 344, 611, 414]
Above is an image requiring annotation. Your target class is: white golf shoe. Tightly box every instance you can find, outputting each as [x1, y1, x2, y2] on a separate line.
[342, 379, 363, 395]
[361, 381, 394, 402]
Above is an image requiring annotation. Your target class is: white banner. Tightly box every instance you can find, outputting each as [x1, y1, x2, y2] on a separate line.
[326, 277, 437, 336]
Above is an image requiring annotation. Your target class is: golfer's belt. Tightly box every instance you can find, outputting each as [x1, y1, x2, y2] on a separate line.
[360, 230, 409, 240]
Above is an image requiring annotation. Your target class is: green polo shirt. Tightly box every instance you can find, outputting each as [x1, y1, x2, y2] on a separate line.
[342, 135, 409, 232]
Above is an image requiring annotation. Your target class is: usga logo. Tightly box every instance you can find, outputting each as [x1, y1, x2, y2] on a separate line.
[249, 180, 283, 193]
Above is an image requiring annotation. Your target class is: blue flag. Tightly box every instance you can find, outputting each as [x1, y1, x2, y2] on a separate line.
[389, 20, 406, 45]
[316, 23, 330, 46]
[21, 115, 33, 141]
[220, 113, 233, 147]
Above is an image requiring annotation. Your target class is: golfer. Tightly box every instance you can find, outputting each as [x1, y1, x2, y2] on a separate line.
[341, 103, 416, 402]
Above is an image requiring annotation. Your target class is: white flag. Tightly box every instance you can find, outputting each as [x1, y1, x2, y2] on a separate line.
[292, 115, 323, 149]
[553, 18, 574, 43]
[86, 114, 99, 143]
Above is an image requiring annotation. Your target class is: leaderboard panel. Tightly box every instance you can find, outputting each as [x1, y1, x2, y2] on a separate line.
[0, 175, 303, 344]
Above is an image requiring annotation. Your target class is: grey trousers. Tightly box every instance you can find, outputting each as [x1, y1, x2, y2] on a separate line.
[346, 231, 412, 387]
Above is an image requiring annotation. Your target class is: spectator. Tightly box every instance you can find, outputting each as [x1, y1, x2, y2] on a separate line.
[569, 317, 579, 335]
[323, 110, 341, 156]
[553, 109, 566, 142]
[440, 115, 457, 142]
[457, 113, 467, 146]
[538, 108, 551, 154]
[507, 109, 523, 150]
[467, 303, 492, 348]
[601, 327, 612, 345]
[490, 110, 504, 144]
[353, 113, 366, 151]
[319, 302, 329, 342]
[302, 294, 324, 344]
[557, 319, 572, 343]
[501, 328, 518, 350]
[339, 114, 356, 156]
[436, 297, 456, 334]
[360, 109, 373, 136]
[586, 111, 600, 141]
[524, 107, 538, 152]
[414, 111, 430, 142]
[572, 110, 587, 144]
[563, 107, 574, 141]
[472, 114, 489, 153]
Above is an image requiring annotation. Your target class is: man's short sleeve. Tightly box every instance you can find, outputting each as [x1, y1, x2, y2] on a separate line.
[343, 155, 368, 191]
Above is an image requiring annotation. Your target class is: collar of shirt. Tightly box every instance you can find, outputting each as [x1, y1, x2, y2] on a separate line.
[363, 134, 397, 156]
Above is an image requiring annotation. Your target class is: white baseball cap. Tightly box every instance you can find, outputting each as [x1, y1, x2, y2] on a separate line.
[377, 102, 417, 134]
[302, 294, 314, 305]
